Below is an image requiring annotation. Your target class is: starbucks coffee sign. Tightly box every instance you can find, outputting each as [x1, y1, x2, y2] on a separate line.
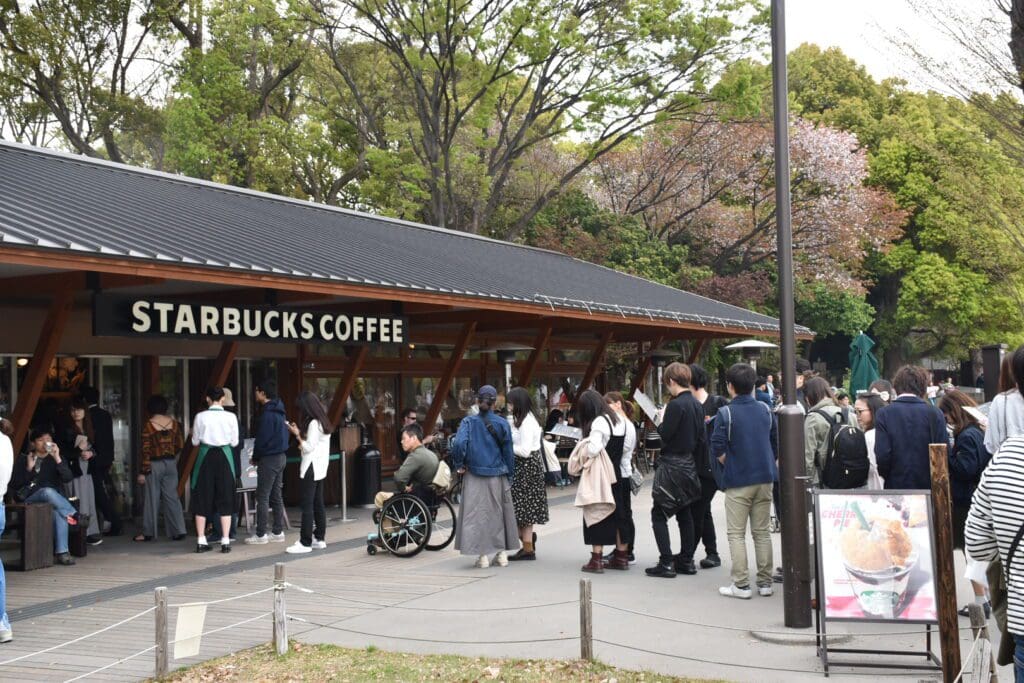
[93, 294, 406, 344]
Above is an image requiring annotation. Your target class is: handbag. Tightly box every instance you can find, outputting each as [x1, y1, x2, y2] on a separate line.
[541, 439, 562, 484]
[629, 469, 644, 495]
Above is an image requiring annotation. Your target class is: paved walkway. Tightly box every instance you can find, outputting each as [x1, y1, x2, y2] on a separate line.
[0, 484, 1011, 682]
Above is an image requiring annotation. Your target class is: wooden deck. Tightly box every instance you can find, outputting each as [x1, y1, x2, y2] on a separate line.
[0, 508, 487, 682]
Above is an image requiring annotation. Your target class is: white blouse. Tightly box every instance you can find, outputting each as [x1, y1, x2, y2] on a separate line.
[620, 419, 637, 479]
[510, 413, 543, 458]
[587, 414, 626, 456]
[864, 428, 884, 490]
[299, 420, 330, 481]
[985, 390, 1024, 455]
[191, 406, 239, 448]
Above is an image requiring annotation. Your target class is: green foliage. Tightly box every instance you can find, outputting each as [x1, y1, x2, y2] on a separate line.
[794, 282, 875, 338]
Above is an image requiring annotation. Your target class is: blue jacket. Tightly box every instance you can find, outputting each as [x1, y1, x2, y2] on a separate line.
[450, 411, 515, 481]
[755, 390, 773, 408]
[874, 396, 947, 490]
[948, 424, 990, 507]
[253, 398, 289, 459]
[710, 394, 779, 489]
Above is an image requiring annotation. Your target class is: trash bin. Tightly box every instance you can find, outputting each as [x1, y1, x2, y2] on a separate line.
[353, 443, 382, 506]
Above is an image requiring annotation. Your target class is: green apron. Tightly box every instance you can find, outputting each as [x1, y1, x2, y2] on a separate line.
[190, 443, 237, 490]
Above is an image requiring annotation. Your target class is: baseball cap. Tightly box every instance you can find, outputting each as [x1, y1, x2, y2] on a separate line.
[477, 385, 498, 402]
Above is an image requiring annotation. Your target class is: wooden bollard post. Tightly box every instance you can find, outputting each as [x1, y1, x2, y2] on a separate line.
[579, 578, 593, 661]
[966, 603, 998, 683]
[154, 586, 168, 679]
[273, 563, 287, 656]
[930, 443, 961, 683]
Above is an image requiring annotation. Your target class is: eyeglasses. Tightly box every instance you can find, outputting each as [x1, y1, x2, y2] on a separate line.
[854, 408, 869, 414]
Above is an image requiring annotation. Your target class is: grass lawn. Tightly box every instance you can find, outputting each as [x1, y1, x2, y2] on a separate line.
[161, 642, 723, 682]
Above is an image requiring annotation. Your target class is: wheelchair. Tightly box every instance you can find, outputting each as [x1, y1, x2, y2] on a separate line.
[366, 478, 459, 558]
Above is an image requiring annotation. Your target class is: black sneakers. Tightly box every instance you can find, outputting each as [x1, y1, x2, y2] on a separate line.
[699, 554, 721, 569]
[645, 563, 677, 578]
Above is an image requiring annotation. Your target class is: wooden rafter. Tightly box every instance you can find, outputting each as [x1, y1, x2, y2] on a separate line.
[687, 339, 706, 364]
[571, 331, 614, 407]
[518, 321, 554, 387]
[327, 346, 369, 430]
[0, 271, 162, 294]
[178, 341, 239, 496]
[10, 285, 76, 448]
[628, 335, 665, 399]
[422, 323, 475, 433]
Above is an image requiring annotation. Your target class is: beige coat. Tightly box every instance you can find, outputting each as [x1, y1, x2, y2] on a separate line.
[568, 437, 616, 526]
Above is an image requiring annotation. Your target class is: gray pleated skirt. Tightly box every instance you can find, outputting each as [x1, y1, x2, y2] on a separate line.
[455, 471, 520, 556]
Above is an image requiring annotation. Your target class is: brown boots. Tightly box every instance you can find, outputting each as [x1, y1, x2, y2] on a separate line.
[604, 549, 630, 570]
[581, 552, 604, 573]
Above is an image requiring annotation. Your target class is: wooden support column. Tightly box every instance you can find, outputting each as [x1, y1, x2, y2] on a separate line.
[572, 332, 613, 408]
[518, 321, 554, 387]
[178, 342, 239, 496]
[327, 346, 369, 430]
[627, 335, 665, 399]
[687, 339, 706, 364]
[930, 442, 961, 683]
[423, 323, 475, 433]
[11, 286, 75, 449]
[141, 356, 160, 403]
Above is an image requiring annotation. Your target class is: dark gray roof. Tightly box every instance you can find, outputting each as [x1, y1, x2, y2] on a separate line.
[0, 141, 806, 334]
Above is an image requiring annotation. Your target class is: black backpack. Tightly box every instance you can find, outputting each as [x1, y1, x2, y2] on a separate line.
[811, 407, 869, 489]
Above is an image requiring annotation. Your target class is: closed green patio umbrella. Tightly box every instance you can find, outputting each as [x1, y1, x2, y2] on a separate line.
[849, 332, 880, 396]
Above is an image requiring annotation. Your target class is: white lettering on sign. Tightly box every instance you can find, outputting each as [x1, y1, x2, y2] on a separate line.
[101, 297, 407, 345]
[299, 313, 314, 340]
[281, 312, 298, 339]
[223, 307, 241, 336]
[200, 306, 219, 335]
[335, 315, 351, 342]
[131, 300, 152, 333]
[174, 305, 197, 335]
[264, 310, 280, 339]
[319, 314, 334, 341]
[153, 302, 174, 332]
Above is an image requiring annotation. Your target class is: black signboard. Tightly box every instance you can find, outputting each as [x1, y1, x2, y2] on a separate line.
[93, 294, 407, 345]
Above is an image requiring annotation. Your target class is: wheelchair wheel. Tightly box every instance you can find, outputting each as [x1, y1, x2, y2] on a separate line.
[378, 495, 431, 558]
[425, 497, 457, 551]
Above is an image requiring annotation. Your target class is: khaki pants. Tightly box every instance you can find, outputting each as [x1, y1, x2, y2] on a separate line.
[374, 491, 394, 508]
[724, 483, 774, 588]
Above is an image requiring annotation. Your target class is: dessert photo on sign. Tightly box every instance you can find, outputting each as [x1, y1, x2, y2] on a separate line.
[816, 492, 937, 622]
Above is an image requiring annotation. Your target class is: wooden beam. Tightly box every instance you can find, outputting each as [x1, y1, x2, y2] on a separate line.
[422, 323, 475, 433]
[10, 286, 76, 448]
[141, 356, 160, 407]
[687, 339, 706, 364]
[628, 335, 665, 399]
[178, 341, 239, 496]
[572, 331, 613, 407]
[0, 246, 815, 340]
[327, 346, 369, 430]
[0, 271, 161, 294]
[518, 321, 554, 386]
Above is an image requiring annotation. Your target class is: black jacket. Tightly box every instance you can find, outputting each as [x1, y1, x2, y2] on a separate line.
[697, 394, 729, 479]
[658, 391, 705, 458]
[11, 452, 73, 493]
[88, 405, 115, 471]
[253, 399, 289, 459]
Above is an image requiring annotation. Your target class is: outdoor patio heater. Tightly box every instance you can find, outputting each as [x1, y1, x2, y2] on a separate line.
[724, 339, 779, 372]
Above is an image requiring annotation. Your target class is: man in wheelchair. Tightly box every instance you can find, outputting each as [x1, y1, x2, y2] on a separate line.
[374, 424, 440, 510]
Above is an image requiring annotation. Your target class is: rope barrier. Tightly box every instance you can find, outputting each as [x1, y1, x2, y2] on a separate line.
[169, 612, 274, 645]
[952, 632, 986, 683]
[289, 615, 577, 645]
[169, 586, 276, 608]
[0, 605, 156, 667]
[591, 639, 929, 677]
[593, 600, 980, 638]
[286, 582, 576, 612]
[62, 645, 157, 683]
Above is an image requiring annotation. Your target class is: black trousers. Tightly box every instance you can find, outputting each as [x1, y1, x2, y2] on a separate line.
[691, 476, 718, 557]
[652, 503, 695, 565]
[300, 469, 326, 547]
[91, 466, 120, 533]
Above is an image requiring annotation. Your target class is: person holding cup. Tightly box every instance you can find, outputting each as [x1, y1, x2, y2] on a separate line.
[10, 427, 79, 565]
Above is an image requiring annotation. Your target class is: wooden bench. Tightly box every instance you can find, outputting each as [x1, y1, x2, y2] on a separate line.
[5, 503, 54, 571]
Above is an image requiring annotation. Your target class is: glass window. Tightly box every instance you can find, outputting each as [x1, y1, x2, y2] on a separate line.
[0, 356, 10, 417]
[98, 358, 133, 509]
[157, 359, 186, 424]
[349, 376, 400, 468]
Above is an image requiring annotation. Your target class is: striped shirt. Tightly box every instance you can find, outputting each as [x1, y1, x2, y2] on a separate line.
[966, 435, 1024, 635]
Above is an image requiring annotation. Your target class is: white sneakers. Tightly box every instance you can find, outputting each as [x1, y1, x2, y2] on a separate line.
[286, 541, 312, 554]
[244, 535, 269, 545]
[719, 584, 753, 600]
[475, 554, 490, 568]
[269, 532, 286, 542]
[758, 585, 774, 597]
[494, 551, 509, 567]
[313, 540, 327, 550]
[0, 629, 12, 643]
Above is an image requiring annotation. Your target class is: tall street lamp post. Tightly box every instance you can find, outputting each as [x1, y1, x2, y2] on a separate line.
[771, 0, 812, 628]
